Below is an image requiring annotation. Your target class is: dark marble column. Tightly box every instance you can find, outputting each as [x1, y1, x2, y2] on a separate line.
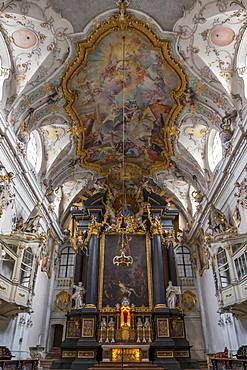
[163, 246, 169, 289]
[168, 242, 177, 286]
[151, 234, 166, 306]
[85, 234, 100, 305]
[74, 249, 83, 285]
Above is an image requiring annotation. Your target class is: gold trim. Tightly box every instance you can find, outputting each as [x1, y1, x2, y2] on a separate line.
[82, 318, 94, 337]
[157, 318, 170, 337]
[157, 351, 173, 358]
[62, 351, 77, 358]
[61, 11, 187, 176]
[174, 351, 190, 358]
[84, 304, 96, 309]
[155, 304, 167, 309]
[78, 351, 95, 359]
[66, 320, 81, 339]
[98, 233, 153, 310]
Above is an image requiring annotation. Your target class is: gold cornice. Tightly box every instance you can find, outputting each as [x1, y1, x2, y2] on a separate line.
[61, 11, 187, 176]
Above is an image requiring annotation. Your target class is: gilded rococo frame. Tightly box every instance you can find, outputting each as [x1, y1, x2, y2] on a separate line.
[61, 8, 187, 176]
[98, 232, 153, 310]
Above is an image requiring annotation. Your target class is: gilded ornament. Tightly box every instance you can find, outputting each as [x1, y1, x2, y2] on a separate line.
[55, 291, 71, 311]
[182, 290, 196, 311]
[208, 204, 235, 235]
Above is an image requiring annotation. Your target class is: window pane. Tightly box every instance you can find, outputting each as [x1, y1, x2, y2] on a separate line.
[185, 265, 193, 277]
[67, 265, 74, 278]
[176, 255, 183, 264]
[59, 247, 75, 278]
[177, 265, 185, 277]
[183, 254, 191, 264]
[175, 246, 193, 278]
[68, 254, 74, 264]
[59, 266, 66, 278]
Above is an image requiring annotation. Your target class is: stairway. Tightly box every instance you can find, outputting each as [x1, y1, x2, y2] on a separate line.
[88, 362, 165, 370]
[40, 347, 61, 369]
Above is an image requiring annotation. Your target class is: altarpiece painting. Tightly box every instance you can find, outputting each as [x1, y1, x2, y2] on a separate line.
[98, 234, 152, 309]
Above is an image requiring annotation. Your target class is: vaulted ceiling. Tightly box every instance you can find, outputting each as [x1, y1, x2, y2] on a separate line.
[0, 0, 245, 225]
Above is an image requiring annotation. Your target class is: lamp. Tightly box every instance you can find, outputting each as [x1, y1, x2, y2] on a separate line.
[113, 232, 133, 266]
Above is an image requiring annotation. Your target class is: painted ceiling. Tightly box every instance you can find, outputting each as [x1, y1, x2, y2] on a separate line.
[0, 0, 246, 225]
[63, 26, 185, 177]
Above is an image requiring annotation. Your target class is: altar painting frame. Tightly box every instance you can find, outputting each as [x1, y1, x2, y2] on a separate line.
[98, 233, 153, 310]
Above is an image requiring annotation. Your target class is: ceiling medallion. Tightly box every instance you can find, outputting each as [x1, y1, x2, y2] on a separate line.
[61, 1, 187, 179]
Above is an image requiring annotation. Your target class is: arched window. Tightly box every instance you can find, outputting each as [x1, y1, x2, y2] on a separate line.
[26, 130, 42, 173]
[175, 246, 193, 277]
[20, 247, 33, 287]
[208, 129, 223, 172]
[217, 247, 231, 288]
[59, 247, 75, 278]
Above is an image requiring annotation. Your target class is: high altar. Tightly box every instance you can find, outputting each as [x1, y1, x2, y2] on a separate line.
[52, 190, 197, 370]
[52, 3, 198, 369]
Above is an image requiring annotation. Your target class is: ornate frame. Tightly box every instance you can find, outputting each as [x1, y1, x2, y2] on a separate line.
[61, 8, 187, 176]
[157, 318, 170, 337]
[82, 318, 94, 337]
[98, 232, 153, 310]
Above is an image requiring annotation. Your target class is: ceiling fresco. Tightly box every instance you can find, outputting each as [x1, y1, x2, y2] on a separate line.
[62, 14, 187, 177]
[0, 0, 246, 224]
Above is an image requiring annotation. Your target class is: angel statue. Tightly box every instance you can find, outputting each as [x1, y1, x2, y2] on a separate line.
[23, 202, 42, 233]
[166, 281, 181, 309]
[71, 282, 86, 309]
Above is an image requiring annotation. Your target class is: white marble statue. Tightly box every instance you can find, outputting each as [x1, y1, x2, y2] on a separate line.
[166, 281, 181, 309]
[23, 202, 42, 233]
[72, 282, 86, 309]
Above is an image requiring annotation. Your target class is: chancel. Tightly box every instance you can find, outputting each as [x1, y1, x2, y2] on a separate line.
[0, 1, 247, 370]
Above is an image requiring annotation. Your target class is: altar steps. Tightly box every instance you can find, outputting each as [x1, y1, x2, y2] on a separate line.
[40, 347, 61, 369]
[89, 362, 165, 370]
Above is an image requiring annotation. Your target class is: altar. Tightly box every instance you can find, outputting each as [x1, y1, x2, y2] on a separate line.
[101, 344, 150, 363]
[51, 188, 200, 370]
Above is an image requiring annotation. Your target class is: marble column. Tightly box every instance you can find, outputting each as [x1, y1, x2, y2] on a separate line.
[85, 234, 100, 305]
[168, 242, 178, 286]
[74, 248, 83, 284]
[151, 234, 165, 306]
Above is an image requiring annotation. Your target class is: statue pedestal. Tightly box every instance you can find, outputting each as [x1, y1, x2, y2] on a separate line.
[102, 344, 150, 363]
[51, 307, 99, 370]
[151, 307, 199, 370]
